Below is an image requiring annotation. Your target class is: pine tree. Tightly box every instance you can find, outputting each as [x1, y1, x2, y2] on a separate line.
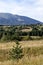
[9, 41, 23, 61]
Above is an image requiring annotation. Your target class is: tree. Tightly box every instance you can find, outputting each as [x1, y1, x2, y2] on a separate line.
[9, 41, 23, 61]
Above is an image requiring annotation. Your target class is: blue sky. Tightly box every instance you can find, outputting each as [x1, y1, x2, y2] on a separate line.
[0, 0, 43, 22]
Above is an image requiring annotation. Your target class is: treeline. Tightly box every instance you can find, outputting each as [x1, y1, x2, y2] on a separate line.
[0, 26, 22, 41]
[0, 25, 43, 41]
[29, 27, 43, 36]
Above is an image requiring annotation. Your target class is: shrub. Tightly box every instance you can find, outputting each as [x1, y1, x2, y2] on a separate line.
[9, 41, 24, 61]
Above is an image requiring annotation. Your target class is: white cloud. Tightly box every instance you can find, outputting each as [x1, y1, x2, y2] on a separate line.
[0, 0, 43, 22]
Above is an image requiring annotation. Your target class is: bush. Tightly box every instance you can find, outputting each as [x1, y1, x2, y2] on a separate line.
[9, 41, 24, 61]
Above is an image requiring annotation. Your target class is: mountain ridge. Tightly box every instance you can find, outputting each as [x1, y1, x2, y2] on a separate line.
[0, 13, 42, 25]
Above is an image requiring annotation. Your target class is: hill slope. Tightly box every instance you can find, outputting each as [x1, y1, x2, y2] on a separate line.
[0, 13, 42, 25]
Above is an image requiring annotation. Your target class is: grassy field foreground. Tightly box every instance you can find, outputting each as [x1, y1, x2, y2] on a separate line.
[0, 40, 43, 65]
[0, 55, 43, 65]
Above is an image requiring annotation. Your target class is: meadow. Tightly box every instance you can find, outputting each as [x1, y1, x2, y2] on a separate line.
[0, 40, 43, 65]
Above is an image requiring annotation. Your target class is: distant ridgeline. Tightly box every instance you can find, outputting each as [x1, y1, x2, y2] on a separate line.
[0, 13, 42, 25]
[0, 24, 43, 41]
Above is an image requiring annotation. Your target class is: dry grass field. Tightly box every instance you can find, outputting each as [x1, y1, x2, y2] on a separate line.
[0, 40, 43, 49]
[0, 40, 43, 65]
[0, 55, 43, 65]
[21, 28, 32, 32]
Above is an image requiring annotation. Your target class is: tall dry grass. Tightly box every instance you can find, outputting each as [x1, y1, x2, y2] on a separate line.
[0, 55, 43, 65]
[0, 40, 43, 65]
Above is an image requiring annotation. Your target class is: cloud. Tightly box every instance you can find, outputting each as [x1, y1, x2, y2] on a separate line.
[0, 0, 43, 22]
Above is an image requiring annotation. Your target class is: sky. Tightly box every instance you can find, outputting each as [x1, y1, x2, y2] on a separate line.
[0, 0, 43, 22]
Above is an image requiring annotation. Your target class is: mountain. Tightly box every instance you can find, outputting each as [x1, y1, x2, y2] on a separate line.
[0, 13, 42, 25]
